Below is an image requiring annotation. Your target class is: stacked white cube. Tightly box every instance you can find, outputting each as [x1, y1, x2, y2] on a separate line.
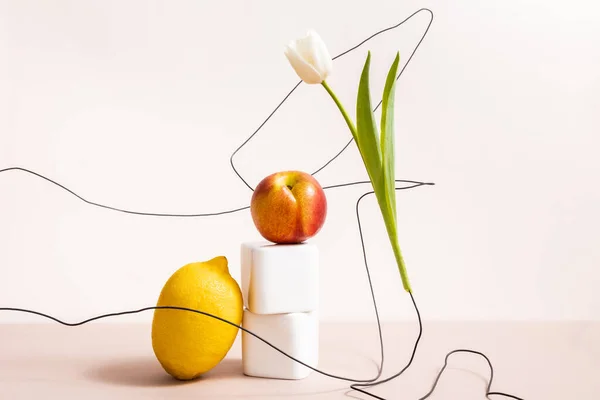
[240, 242, 319, 379]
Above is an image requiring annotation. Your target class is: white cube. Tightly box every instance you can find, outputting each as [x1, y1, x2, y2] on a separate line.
[241, 242, 319, 315]
[242, 309, 319, 379]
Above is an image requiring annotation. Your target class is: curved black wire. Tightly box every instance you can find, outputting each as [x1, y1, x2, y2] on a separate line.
[0, 7, 523, 400]
[345, 191, 522, 400]
[0, 183, 523, 400]
[229, 81, 301, 191]
[312, 8, 435, 177]
[0, 182, 427, 386]
[417, 349, 525, 400]
[228, 8, 435, 187]
[0, 306, 377, 383]
[0, 166, 251, 217]
[0, 166, 432, 217]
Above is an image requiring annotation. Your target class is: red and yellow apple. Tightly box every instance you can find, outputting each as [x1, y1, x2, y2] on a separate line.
[250, 171, 327, 244]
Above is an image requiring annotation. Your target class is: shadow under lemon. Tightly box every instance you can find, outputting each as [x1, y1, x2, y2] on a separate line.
[85, 357, 243, 388]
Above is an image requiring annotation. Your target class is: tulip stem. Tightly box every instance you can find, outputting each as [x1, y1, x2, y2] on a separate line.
[321, 81, 358, 142]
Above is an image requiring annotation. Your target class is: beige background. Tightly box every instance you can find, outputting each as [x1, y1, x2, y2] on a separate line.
[1, 0, 600, 323]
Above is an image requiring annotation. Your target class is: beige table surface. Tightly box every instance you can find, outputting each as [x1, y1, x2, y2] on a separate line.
[0, 322, 598, 399]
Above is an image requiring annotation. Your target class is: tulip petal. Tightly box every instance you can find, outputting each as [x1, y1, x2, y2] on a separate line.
[305, 30, 333, 80]
[284, 43, 323, 84]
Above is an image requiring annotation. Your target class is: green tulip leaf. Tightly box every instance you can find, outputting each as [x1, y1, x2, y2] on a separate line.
[357, 51, 411, 292]
[380, 52, 410, 292]
[381, 52, 400, 223]
[356, 52, 383, 192]
[322, 51, 412, 293]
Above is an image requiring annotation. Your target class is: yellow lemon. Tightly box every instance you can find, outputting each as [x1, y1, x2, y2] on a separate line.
[151, 256, 243, 380]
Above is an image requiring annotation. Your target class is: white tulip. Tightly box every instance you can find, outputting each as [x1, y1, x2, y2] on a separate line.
[284, 30, 333, 84]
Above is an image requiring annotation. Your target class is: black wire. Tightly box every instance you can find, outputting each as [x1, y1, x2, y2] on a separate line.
[229, 80, 302, 192]
[228, 8, 435, 185]
[417, 349, 525, 400]
[0, 7, 524, 400]
[0, 166, 251, 217]
[0, 166, 432, 217]
[0, 183, 524, 400]
[0, 306, 377, 383]
[322, 179, 430, 191]
[312, 8, 435, 177]
[348, 192, 521, 400]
